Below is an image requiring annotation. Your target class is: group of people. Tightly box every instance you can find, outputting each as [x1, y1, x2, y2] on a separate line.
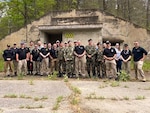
[2, 39, 148, 81]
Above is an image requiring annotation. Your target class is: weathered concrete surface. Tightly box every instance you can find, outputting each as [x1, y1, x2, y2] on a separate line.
[0, 80, 72, 113]
[0, 79, 150, 113]
[71, 80, 150, 113]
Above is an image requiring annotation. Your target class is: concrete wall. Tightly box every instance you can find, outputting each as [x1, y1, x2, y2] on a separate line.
[0, 9, 150, 53]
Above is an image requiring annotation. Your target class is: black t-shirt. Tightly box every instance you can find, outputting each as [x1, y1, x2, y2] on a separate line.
[3, 49, 13, 61]
[132, 47, 147, 62]
[103, 47, 116, 57]
[31, 49, 40, 61]
[17, 48, 29, 60]
[11, 48, 18, 60]
[50, 49, 58, 58]
[74, 45, 85, 55]
[121, 50, 132, 60]
[40, 48, 49, 56]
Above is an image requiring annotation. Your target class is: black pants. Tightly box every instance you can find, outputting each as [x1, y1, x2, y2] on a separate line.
[27, 60, 33, 72]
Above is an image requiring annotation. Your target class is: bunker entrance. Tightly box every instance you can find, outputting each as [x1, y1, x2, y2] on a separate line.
[45, 32, 62, 44]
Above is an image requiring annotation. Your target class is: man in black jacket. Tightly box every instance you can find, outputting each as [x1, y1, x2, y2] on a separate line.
[3, 44, 13, 77]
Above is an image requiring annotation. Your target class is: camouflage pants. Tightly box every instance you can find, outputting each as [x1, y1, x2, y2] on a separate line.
[66, 60, 74, 75]
[86, 58, 95, 76]
[58, 59, 65, 73]
[96, 61, 106, 78]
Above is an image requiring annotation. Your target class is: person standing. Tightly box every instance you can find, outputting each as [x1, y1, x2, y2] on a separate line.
[74, 41, 86, 78]
[115, 43, 122, 73]
[16, 42, 29, 75]
[64, 41, 74, 77]
[40, 43, 50, 76]
[120, 44, 132, 74]
[132, 41, 147, 82]
[49, 44, 58, 74]
[85, 39, 96, 78]
[3, 44, 13, 77]
[103, 41, 117, 79]
[27, 41, 34, 75]
[57, 42, 65, 77]
[96, 42, 106, 78]
[30, 44, 41, 75]
[11, 43, 18, 76]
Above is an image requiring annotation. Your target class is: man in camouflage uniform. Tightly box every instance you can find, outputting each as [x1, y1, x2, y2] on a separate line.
[96, 42, 106, 78]
[85, 39, 96, 78]
[57, 42, 65, 77]
[64, 41, 74, 78]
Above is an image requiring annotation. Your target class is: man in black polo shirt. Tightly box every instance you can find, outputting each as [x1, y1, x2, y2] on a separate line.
[3, 44, 13, 77]
[40, 43, 50, 76]
[16, 42, 29, 75]
[49, 43, 58, 74]
[11, 43, 18, 76]
[132, 41, 147, 82]
[74, 40, 86, 77]
[103, 41, 117, 79]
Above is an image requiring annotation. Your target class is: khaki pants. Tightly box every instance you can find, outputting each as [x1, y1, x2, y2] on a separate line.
[105, 59, 117, 77]
[33, 61, 41, 74]
[134, 61, 146, 79]
[41, 58, 49, 75]
[13, 60, 18, 73]
[4, 61, 13, 76]
[122, 61, 130, 74]
[50, 58, 58, 74]
[75, 56, 85, 77]
[18, 59, 27, 75]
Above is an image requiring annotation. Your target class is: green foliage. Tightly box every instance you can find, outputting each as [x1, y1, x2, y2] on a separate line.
[63, 74, 68, 82]
[110, 81, 120, 87]
[4, 94, 17, 98]
[48, 71, 58, 80]
[52, 96, 63, 110]
[118, 70, 130, 82]
[135, 96, 145, 100]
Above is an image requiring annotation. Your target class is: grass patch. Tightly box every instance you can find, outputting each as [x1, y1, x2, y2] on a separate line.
[118, 70, 130, 81]
[17, 73, 24, 80]
[28, 80, 34, 85]
[124, 85, 129, 88]
[34, 97, 40, 101]
[40, 96, 48, 101]
[99, 84, 108, 89]
[110, 81, 120, 87]
[48, 71, 58, 80]
[123, 96, 130, 100]
[4, 94, 17, 98]
[70, 96, 80, 105]
[25, 104, 43, 109]
[52, 96, 63, 110]
[63, 74, 69, 82]
[135, 96, 145, 100]
[85, 93, 105, 100]
[70, 86, 81, 95]
[111, 97, 118, 101]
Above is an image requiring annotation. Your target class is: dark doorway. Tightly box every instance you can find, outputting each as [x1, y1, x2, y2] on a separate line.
[45, 32, 62, 44]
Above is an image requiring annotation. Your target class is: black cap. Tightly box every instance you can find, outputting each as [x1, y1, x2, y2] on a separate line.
[106, 40, 110, 44]
[88, 39, 92, 42]
[14, 43, 16, 45]
[124, 44, 128, 47]
[7, 44, 10, 47]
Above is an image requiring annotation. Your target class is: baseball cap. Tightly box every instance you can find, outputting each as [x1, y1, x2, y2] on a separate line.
[106, 40, 110, 44]
[7, 44, 10, 47]
[88, 39, 92, 42]
[124, 44, 128, 47]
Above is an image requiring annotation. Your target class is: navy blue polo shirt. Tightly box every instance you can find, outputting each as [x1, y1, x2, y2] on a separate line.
[17, 48, 29, 60]
[132, 47, 147, 62]
[103, 47, 116, 57]
[74, 45, 85, 55]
